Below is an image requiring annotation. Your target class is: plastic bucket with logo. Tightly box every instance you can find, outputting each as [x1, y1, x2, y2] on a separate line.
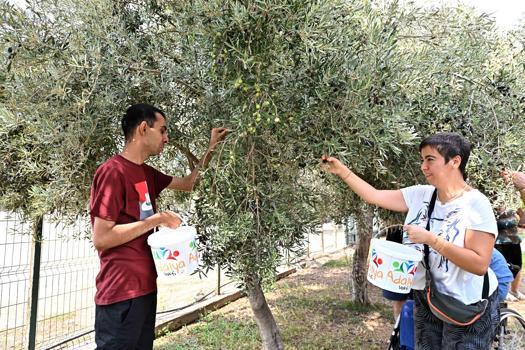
[367, 238, 423, 293]
[147, 226, 199, 279]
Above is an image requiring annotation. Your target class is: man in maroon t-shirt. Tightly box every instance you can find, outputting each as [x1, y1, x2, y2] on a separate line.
[90, 103, 227, 349]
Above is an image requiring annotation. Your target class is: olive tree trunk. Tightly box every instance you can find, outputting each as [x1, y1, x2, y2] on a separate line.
[351, 204, 374, 304]
[247, 278, 284, 350]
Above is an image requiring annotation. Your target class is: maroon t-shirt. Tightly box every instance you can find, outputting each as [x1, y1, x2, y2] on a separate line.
[89, 155, 172, 305]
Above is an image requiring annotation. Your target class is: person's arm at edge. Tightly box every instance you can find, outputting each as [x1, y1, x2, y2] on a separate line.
[514, 171, 525, 201]
[502, 170, 525, 201]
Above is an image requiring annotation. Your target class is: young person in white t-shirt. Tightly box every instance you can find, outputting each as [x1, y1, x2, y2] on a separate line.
[322, 133, 499, 350]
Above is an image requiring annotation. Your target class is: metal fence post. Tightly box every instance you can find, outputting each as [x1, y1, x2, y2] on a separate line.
[216, 264, 221, 296]
[27, 215, 43, 350]
[334, 225, 338, 250]
[321, 229, 325, 253]
[306, 231, 310, 258]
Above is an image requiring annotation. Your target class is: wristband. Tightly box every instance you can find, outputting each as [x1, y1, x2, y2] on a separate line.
[433, 236, 447, 254]
[342, 171, 352, 181]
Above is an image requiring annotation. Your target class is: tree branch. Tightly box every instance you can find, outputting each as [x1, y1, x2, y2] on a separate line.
[172, 142, 199, 170]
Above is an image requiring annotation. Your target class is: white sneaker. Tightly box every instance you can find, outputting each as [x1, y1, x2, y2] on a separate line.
[509, 290, 525, 300]
[506, 293, 518, 302]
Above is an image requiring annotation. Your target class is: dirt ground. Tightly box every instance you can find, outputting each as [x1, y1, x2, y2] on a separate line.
[155, 247, 395, 349]
[156, 231, 525, 349]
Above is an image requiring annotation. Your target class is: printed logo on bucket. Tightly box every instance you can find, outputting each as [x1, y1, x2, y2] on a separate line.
[371, 248, 383, 267]
[152, 244, 199, 277]
[154, 247, 180, 260]
[368, 250, 417, 291]
[393, 260, 417, 275]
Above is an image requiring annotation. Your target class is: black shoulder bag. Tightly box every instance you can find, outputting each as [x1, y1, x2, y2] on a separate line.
[423, 189, 490, 327]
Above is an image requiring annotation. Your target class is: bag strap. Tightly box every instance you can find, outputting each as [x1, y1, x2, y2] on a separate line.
[482, 271, 489, 299]
[423, 189, 438, 271]
[423, 188, 489, 299]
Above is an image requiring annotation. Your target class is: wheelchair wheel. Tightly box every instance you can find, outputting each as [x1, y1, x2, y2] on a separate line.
[495, 308, 525, 350]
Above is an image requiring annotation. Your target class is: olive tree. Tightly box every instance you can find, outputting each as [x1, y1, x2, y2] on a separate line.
[381, 3, 525, 210]
[0, 1, 356, 348]
[321, 2, 525, 303]
[169, 1, 386, 347]
[0, 0, 211, 226]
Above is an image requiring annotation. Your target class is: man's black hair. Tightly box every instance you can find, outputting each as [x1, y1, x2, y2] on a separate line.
[121, 103, 166, 141]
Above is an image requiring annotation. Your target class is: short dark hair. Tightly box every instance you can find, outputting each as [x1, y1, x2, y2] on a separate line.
[419, 132, 471, 180]
[121, 103, 166, 141]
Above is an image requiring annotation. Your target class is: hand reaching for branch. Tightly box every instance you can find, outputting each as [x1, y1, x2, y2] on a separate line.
[209, 127, 230, 150]
[320, 155, 350, 178]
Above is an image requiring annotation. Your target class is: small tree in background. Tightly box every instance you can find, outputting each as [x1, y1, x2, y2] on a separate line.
[390, 3, 525, 210]
[321, 2, 525, 303]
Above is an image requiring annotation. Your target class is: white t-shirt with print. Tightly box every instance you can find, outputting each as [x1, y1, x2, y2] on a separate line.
[401, 185, 498, 305]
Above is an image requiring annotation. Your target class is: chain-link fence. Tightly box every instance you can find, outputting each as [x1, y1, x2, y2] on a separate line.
[0, 213, 98, 350]
[0, 212, 355, 349]
[1, 212, 33, 350]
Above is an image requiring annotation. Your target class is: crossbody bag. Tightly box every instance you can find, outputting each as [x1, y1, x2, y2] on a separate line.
[423, 189, 489, 327]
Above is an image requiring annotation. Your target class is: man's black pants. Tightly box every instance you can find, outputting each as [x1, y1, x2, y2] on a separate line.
[95, 292, 157, 350]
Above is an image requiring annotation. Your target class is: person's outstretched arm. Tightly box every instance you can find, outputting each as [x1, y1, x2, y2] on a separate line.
[168, 127, 229, 192]
[321, 155, 408, 213]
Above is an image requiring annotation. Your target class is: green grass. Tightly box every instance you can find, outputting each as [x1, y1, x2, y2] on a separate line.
[154, 260, 392, 350]
[155, 314, 260, 350]
[322, 257, 351, 268]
